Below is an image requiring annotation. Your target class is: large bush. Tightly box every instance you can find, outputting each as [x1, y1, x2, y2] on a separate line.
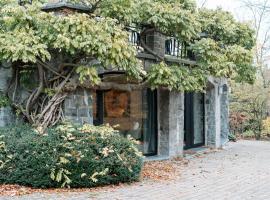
[0, 123, 143, 188]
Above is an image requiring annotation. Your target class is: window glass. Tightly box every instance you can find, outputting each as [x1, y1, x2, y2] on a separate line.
[184, 93, 205, 149]
[193, 93, 204, 145]
[93, 88, 157, 155]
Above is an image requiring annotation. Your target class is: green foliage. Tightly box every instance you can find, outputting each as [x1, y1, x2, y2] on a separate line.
[97, 0, 200, 40]
[198, 9, 255, 49]
[19, 69, 36, 89]
[191, 38, 255, 84]
[147, 62, 206, 92]
[242, 130, 255, 138]
[0, 1, 144, 79]
[228, 133, 237, 142]
[190, 38, 234, 78]
[230, 79, 269, 140]
[76, 66, 101, 85]
[0, 0, 256, 93]
[0, 92, 10, 108]
[0, 123, 143, 188]
[189, 9, 255, 84]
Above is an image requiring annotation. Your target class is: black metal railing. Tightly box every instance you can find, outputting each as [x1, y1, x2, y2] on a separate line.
[127, 28, 142, 51]
[165, 38, 187, 58]
[165, 38, 196, 60]
[18, 0, 32, 6]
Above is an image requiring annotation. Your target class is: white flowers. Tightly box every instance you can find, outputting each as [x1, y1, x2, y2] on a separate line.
[90, 168, 109, 183]
[101, 147, 115, 157]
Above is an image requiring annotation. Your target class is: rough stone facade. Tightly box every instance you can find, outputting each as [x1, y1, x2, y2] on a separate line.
[64, 89, 93, 124]
[205, 78, 229, 148]
[0, 64, 14, 127]
[205, 84, 217, 147]
[0, 27, 230, 157]
[62, 30, 230, 158]
[145, 30, 166, 59]
[0, 107, 14, 127]
[220, 84, 230, 145]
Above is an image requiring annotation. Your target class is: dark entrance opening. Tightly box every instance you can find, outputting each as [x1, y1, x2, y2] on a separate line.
[92, 80, 158, 156]
[184, 93, 205, 149]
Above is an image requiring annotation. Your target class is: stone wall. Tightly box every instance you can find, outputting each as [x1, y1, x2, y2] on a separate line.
[0, 64, 12, 92]
[205, 79, 229, 148]
[220, 85, 229, 145]
[158, 90, 170, 155]
[0, 107, 14, 127]
[64, 88, 93, 124]
[0, 64, 14, 127]
[205, 85, 217, 146]
[158, 89, 184, 157]
[168, 91, 185, 156]
[145, 29, 166, 58]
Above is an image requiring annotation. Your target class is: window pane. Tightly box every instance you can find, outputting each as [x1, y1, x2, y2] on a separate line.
[94, 89, 157, 155]
[193, 93, 204, 145]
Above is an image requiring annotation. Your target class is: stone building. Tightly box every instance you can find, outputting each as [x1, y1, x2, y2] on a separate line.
[0, 1, 229, 158]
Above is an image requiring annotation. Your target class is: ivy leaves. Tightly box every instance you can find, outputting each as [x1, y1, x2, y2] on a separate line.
[97, 0, 200, 41]
[0, 0, 256, 93]
[147, 62, 206, 92]
[0, 3, 144, 79]
[198, 9, 255, 49]
[76, 66, 101, 85]
[191, 38, 255, 84]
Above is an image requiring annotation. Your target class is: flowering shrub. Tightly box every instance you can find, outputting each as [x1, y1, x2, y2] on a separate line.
[262, 118, 270, 138]
[229, 112, 249, 135]
[0, 123, 143, 188]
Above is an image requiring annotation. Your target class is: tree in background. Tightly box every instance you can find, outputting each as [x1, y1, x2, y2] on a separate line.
[230, 0, 270, 139]
[240, 0, 270, 87]
[230, 79, 269, 139]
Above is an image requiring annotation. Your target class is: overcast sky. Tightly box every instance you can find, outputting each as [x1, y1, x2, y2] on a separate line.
[197, 0, 244, 20]
[200, 0, 241, 10]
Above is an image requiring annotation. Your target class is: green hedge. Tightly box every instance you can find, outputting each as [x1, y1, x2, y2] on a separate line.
[0, 123, 143, 188]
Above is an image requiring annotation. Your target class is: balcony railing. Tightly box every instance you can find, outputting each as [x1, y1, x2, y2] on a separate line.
[127, 30, 195, 60]
[127, 28, 142, 51]
[18, 0, 32, 6]
[165, 38, 188, 58]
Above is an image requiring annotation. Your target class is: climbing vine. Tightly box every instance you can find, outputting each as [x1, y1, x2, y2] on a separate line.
[0, 0, 256, 129]
[0, 93, 10, 108]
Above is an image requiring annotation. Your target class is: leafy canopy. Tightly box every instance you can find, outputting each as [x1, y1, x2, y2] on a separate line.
[0, 0, 256, 92]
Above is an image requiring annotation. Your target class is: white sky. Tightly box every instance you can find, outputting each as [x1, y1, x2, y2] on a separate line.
[200, 0, 240, 10]
[197, 0, 244, 20]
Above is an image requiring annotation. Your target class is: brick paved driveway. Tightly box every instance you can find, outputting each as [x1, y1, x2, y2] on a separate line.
[2, 140, 270, 200]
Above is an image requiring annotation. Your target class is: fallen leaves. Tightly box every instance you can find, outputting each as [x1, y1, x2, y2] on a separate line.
[0, 183, 126, 197]
[142, 158, 189, 181]
[0, 185, 36, 197]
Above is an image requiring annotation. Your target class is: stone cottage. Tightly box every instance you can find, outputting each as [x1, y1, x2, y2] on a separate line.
[0, 1, 229, 158]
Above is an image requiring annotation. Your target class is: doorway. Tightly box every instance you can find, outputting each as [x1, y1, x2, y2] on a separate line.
[184, 93, 205, 149]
